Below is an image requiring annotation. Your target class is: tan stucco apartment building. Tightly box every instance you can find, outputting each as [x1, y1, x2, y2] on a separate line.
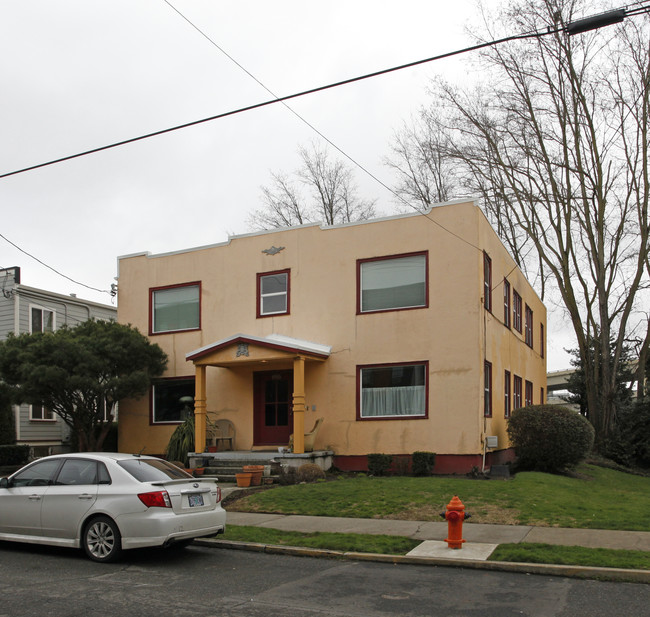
[117, 199, 546, 473]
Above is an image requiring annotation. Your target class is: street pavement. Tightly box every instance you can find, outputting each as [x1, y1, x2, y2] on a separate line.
[198, 484, 650, 583]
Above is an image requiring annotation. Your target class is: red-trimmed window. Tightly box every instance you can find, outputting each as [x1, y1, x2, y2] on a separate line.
[150, 282, 200, 334]
[504, 370, 511, 418]
[513, 375, 523, 410]
[357, 252, 428, 314]
[484, 361, 492, 417]
[513, 290, 522, 333]
[151, 377, 195, 424]
[257, 269, 290, 317]
[483, 252, 492, 312]
[525, 305, 534, 348]
[357, 361, 428, 419]
[525, 380, 534, 406]
[503, 279, 511, 328]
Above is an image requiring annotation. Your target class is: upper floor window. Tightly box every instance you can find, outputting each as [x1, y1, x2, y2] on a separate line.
[150, 282, 200, 334]
[484, 361, 492, 417]
[513, 375, 523, 410]
[483, 253, 492, 312]
[513, 290, 522, 333]
[503, 279, 511, 328]
[31, 306, 55, 333]
[504, 370, 511, 418]
[358, 252, 427, 314]
[151, 377, 195, 424]
[540, 323, 545, 358]
[525, 305, 534, 347]
[257, 270, 290, 317]
[358, 362, 427, 419]
[30, 404, 55, 421]
[525, 380, 534, 406]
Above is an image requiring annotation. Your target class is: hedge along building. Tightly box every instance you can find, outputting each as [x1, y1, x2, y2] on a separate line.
[116, 199, 546, 473]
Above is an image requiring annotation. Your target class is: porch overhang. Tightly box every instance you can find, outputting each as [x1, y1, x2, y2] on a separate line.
[186, 334, 330, 454]
[186, 333, 331, 367]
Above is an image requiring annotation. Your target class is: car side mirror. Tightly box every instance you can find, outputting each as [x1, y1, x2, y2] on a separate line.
[0, 477, 9, 489]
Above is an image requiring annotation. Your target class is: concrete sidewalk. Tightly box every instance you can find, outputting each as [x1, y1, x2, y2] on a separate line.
[224, 510, 650, 554]
[196, 486, 650, 582]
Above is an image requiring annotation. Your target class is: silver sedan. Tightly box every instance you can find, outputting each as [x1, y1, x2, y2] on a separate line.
[0, 452, 226, 562]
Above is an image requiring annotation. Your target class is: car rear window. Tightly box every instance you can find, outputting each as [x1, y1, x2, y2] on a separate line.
[118, 458, 192, 482]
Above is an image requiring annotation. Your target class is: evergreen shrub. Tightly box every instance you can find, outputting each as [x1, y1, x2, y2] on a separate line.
[367, 453, 393, 476]
[412, 451, 436, 476]
[507, 404, 594, 473]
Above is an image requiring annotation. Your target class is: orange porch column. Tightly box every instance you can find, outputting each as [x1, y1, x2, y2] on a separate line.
[292, 356, 306, 454]
[194, 364, 207, 454]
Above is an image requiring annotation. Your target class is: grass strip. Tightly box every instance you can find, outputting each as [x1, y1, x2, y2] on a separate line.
[489, 543, 650, 570]
[220, 528, 650, 571]
[220, 525, 420, 555]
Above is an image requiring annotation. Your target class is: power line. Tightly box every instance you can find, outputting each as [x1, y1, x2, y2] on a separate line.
[0, 27, 566, 182]
[0, 232, 111, 295]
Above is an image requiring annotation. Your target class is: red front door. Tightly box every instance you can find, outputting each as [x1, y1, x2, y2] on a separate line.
[253, 370, 293, 446]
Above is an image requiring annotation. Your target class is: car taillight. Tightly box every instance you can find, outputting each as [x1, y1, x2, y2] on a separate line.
[215, 486, 221, 502]
[138, 490, 172, 508]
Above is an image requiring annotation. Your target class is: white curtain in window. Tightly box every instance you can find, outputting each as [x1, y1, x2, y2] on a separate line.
[362, 385, 425, 417]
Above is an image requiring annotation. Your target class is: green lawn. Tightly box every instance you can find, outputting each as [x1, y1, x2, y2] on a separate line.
[221, 525, 420, 555]
[226, 464, 650, 531]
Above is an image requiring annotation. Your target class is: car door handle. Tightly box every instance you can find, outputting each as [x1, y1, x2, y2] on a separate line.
[28, 495, 41, 501]
[78, 494, 94, 500]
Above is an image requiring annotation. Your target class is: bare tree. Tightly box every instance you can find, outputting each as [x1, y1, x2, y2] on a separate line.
[390, 0, 650, 445]
[385, 109, 460, 209]
[248, 142, 377, 230]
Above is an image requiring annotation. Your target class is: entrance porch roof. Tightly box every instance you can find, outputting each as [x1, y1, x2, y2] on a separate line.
[186, 333, 331, 367]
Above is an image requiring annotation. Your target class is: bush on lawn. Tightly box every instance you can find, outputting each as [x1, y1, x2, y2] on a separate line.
[412, 451, 436, 476]
[0, 444, 29, 466]
[297, 463, 326, 483]
[367, 453, 393, 476]
[507, 404, 594, 473]
[0, 384, 15, 445]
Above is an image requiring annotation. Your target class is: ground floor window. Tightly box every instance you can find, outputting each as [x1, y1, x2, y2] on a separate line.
[358, 362, 427, 419]
[152, 377, 195, 423]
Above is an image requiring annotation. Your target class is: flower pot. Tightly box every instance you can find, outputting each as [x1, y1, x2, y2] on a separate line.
[236, 472, 253, 487]
[193, 467, 205, 476]
[243, 465, 264, 486]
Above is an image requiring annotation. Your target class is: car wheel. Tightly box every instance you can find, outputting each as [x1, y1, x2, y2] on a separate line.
[83, 516, 122, 563]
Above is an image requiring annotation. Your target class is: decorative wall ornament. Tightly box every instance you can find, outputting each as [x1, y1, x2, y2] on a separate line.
[236, 342, 250, 357]
[262, 246, 285, 256]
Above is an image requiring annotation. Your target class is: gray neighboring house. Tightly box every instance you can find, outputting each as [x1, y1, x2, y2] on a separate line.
[0, 267, 117, 457]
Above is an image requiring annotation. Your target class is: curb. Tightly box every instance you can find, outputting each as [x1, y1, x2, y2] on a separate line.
[193, 538, 650, 584]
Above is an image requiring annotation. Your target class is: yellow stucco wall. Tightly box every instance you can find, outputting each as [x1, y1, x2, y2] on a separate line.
[117, 200, 546, 458]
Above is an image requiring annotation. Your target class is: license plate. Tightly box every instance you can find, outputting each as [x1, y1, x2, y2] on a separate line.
[188, 494, 204, 507]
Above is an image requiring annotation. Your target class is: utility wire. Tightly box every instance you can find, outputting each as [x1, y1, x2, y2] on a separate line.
[0, 232, 110, 295]
[1, 27, 569, 182]
[1, 4, 642, 296]
[161, 0, 483, 252]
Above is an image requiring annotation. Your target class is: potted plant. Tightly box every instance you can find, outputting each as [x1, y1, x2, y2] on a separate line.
[165, 415, 195, 468]
[235, 472, 253, 487]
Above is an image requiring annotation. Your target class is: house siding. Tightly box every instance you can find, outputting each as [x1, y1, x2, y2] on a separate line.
[0, 269, 117, 452]
[117, 200, 546, 471]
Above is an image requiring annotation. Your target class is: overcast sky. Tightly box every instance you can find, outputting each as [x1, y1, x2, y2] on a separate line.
[0, 0, 577, 369]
